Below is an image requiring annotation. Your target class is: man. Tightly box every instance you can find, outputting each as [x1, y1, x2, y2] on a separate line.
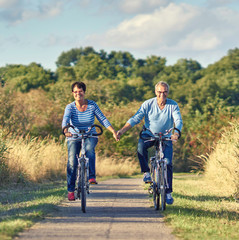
[117, 81, 183, 204]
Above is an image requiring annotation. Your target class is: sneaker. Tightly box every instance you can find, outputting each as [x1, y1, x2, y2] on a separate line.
[89, 178, 98, 184]
[68, 192, 75, 201]
[166, 193, 174, 205]
[143, 172, 152, 183]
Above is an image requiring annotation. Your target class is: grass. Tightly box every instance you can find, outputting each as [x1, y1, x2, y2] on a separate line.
[204, 121, 239, 199]
[0, 181, 66, 240]
[163, 174, 239, 240]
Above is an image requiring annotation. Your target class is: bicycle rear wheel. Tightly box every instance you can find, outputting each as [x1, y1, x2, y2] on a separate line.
[80, 160, 86, 213]
[160, 162, 166, 211]
[153, 167, 160, 210]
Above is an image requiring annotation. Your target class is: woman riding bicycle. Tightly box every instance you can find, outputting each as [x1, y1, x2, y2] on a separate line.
[62, 81, 118, 201]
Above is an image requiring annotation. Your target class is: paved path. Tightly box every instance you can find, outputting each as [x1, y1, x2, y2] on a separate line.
[16, 178, 177, 240]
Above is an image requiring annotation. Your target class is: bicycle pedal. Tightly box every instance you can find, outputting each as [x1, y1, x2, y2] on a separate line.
[148, 189, 153, 194]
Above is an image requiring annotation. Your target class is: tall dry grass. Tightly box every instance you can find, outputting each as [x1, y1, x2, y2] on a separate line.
[96, 156, 140, 177]
[4, 136, 67, 182]
[204, 120, 239, 199]
[3, 135, 140, 184]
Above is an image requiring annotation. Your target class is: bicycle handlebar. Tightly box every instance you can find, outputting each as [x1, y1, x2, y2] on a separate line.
[139, 125, 181, 141]
[62, 123, 103, 137]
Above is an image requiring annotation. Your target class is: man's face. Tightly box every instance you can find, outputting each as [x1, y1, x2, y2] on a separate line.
[155, 85, 168, 101]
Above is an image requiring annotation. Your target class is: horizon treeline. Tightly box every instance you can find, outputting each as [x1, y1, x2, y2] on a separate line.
[0, 46, 238, 172]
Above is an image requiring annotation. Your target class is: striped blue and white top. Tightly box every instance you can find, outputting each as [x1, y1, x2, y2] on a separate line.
[62, 100, 111, 140]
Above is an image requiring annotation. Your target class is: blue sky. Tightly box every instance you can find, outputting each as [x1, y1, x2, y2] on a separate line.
[1, 0, 239, 71]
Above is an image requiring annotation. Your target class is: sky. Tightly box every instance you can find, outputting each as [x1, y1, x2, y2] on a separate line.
[1, 0, 239, 71]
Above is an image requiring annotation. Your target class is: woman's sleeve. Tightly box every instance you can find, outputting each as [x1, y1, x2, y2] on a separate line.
[94, 103, 111, 128]
[62, 104, 72, 129]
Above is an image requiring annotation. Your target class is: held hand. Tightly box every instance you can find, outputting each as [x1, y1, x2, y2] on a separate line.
[113, 131, 120, 142]
[116, 130, 123, 140]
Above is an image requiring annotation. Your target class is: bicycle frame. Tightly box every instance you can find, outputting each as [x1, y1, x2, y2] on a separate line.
[140, 125, 181, 211]
[63, 123, 103, 213]
[76, 135, 90, 199]
[149, 137, 168, 210]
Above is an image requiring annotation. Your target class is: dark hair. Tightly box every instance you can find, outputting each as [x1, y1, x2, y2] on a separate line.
[71, 82, 86, 92]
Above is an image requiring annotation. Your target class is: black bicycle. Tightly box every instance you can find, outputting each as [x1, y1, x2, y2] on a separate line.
[63, 124, 103, 213]
[139, 126, 181, 211]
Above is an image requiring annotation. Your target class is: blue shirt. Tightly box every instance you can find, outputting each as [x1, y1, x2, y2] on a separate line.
[62, 100, 111, 140]
[127, 97, 183, 136]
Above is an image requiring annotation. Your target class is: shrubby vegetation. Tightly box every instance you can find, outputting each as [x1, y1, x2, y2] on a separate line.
[0, 46, 238, 183]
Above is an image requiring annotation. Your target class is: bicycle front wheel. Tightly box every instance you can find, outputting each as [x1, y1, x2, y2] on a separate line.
[76, 166, 81, 200]
[80, 160, 87, 213]
[160, 162, 166, 211]
[153, 166, 160, 210]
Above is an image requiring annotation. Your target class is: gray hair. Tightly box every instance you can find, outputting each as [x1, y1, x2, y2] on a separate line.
[155, 81, 169, 92]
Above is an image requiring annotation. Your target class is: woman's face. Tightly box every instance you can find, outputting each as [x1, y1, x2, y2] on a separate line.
[72, 86, 85, 101]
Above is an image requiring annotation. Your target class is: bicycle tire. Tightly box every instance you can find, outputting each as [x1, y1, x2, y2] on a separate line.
[153, 166, 160, 210]
[160, 162, 166, 211]
[76, 166, 81, 200]
[81, 160, 86, 213]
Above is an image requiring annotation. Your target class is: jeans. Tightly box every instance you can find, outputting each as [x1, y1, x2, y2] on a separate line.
[137, 136, 173, 193]
[67, 137, 98, 192]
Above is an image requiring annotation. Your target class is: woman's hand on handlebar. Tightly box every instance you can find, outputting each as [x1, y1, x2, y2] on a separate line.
[63, 129, 72, 137]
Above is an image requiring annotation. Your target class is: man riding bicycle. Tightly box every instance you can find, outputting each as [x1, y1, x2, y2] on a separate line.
[117, 81, 183, 205]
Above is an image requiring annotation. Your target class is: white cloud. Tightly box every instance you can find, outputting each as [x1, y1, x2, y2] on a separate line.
[207, 0, 237, 7]
[86, 3, 200, 49]
[85, 2, 239, 57]
[38, 1, 64, 18]
[0, 0, 18, 8]
[119, 0, 170, 14]
[176, 31, 221, 51]
[0, 0, 65, 25]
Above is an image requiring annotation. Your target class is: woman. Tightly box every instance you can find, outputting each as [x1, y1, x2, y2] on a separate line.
[62, 81, 118, 201]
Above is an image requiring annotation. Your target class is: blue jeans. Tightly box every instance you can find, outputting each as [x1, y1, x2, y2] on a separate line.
[67, 138, 98, 192]
[137, 137, 173, 193]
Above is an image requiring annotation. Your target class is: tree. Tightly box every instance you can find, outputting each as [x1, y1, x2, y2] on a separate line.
[74, 53, 113, 80]
[56, 47, 97, 67]
[134, 55, 166, 86]
[1, 63, 55, 92]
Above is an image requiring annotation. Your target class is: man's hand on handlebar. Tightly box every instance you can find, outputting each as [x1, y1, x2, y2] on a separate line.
[171, 132, 180, 141]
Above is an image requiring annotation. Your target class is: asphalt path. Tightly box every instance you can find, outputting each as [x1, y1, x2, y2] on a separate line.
[16, 178, 177, 240]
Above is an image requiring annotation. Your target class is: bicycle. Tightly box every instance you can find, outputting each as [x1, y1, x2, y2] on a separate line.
[63, 123, 103, 213]
[139, 126, 181, 211]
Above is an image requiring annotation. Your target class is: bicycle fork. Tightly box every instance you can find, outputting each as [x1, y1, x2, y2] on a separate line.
[161, 158, 169, 190]
[75, 155, 90, 199]
[148, 157, 169, 194]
